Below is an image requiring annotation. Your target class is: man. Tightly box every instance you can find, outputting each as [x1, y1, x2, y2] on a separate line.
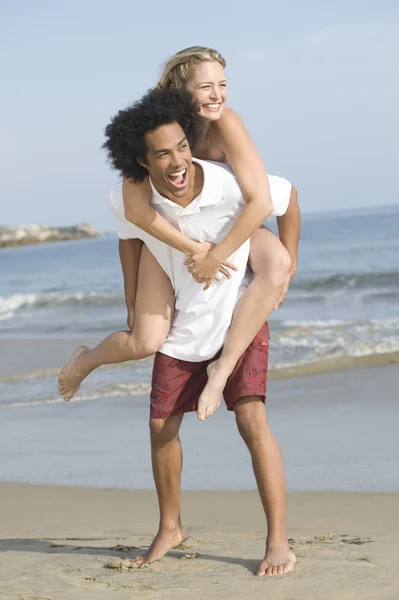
[107, 88, 297, 576]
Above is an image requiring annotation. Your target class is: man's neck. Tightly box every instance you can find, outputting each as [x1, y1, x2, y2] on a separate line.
[152, 162, 204, 208]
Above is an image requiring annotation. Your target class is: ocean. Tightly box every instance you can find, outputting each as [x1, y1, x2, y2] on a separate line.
[1, 204, 399, 407]
[2, 204, 399, 362]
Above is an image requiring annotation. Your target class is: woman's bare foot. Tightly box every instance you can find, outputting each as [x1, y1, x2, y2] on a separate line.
[197, 359, 230, 421]
[58, 345, 90, 401]
[132, 525, 189, 567]
[256, 545, 296, 576]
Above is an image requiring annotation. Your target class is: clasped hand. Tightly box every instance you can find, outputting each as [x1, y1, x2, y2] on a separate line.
[184, 242, 237, 290]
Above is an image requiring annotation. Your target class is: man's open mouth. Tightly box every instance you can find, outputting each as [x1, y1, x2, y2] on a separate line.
[167, 168, 187, 188]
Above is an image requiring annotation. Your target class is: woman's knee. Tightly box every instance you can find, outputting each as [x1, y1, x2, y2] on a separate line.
[251, 235, 291, 288]
[137, 335, 166, 357]
[126, 331, 166, 359]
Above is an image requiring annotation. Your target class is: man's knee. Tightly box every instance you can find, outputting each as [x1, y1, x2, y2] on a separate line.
[149, 416, 181, 448]
[234, 398, 270, 447]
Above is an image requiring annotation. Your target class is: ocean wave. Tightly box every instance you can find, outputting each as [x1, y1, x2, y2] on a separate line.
[281, 319, 347, 328]
[294, 272, 399, 292]
[2, 270, 398, 319]
[0, 291, 124, 316]
[271, 319, 399, 366]
[278, 317, 399, 335]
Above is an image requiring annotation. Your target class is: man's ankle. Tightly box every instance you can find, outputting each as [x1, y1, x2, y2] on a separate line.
[158, 521, 181, 534]
[266, 531, 289, 549]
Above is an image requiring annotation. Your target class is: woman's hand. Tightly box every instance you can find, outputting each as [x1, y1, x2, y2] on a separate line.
[184, 242, 238, 290]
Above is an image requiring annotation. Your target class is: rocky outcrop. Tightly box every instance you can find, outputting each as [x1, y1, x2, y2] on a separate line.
[0, 224, 98, 248]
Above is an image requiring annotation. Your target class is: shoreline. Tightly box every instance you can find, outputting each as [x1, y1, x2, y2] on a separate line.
[1, 483, 398, 599]
[268, 349, 399, 379]
[1, 335, 398, 381]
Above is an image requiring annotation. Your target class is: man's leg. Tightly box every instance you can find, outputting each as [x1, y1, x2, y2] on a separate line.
[133, 413, 188, 567]
[234, 397, 296, 576]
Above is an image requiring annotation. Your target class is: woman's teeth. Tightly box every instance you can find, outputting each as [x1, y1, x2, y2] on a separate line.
[204, 103, 221, 110]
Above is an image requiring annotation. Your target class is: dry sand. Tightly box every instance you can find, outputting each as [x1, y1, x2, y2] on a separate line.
[1, 483, 398, 600]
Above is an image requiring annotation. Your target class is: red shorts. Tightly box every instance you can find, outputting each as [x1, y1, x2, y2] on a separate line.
[150, 322, 270, 419]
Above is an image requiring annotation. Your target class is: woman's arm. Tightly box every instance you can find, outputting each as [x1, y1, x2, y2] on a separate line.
[122, 177, 202, 256]
[212, 107, 274, 258]
[187, 107, 274, 281]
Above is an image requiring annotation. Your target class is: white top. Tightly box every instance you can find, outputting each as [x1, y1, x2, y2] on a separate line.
[110, 159, 290, 361]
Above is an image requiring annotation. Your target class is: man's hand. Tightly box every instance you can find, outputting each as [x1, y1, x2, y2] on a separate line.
[275, 268, 296, 309]
[184, 242, 238, 290]
[127, 307, 135, 331]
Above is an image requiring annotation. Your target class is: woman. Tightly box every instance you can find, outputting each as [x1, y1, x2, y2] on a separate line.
[59, 47, 299, 420]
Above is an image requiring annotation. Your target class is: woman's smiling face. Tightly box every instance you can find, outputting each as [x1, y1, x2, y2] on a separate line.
[186, 61, 228, 121]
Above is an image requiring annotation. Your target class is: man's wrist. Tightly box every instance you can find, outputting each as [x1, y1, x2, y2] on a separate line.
[125, 298, 135, 311]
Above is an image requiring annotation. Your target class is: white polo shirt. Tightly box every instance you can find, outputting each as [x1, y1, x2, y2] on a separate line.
[110, 159, 290, 361]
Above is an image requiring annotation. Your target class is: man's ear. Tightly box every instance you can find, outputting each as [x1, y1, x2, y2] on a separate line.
[137, 158, 147, 169]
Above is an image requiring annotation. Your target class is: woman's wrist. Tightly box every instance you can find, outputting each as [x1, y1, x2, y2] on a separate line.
[208, 245, 226, 265]
[187, 241, 203, 256]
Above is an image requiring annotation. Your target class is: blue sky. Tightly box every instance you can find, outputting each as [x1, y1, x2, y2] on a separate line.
[1, 0, 398, 230]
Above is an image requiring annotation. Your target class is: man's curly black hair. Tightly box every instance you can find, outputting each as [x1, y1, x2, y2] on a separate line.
[103, 87, 203, 183]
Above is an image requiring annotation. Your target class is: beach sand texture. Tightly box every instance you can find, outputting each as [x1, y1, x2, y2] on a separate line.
[1, 484, 398, 600]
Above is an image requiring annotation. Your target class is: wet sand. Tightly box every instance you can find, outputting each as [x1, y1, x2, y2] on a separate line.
[1, 483, 398, 600]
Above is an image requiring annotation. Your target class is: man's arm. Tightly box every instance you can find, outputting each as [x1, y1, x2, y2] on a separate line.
[119, 238, 143, 330]
[275, 186, 301, 306]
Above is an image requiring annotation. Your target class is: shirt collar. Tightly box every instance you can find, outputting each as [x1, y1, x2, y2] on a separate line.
[149, 158, 222, 209]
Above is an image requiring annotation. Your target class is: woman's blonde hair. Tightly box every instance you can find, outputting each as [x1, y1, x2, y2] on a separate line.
[157, 46, 226, 89]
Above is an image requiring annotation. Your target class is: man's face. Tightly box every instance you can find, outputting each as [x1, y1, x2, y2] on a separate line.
[141, 122, 193, 199]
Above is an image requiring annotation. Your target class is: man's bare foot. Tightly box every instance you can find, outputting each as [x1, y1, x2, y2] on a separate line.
[132, 525, 189, 567]
[256, 545, 296, 576]
[197, 359, 231, 421]
[58, 345, 90, 402]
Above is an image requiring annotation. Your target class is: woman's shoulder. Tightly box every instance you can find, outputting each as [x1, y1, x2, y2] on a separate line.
[214, 105, 245, 131]
[211, 105, 250, 155]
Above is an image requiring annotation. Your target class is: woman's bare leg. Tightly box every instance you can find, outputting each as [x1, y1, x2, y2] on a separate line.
[58, 246, 174, 401]
[197, 228, 291, 420]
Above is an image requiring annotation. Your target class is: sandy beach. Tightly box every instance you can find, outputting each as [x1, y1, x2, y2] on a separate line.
[1, 483, 398, 600]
